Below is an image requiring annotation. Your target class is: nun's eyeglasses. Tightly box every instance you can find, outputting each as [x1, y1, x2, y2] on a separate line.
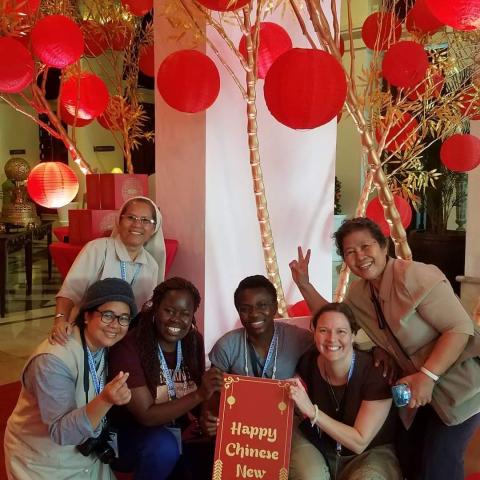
[121, 214, 156, 226]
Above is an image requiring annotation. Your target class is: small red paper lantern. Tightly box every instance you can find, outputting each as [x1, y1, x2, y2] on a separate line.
[424, 0, 480, 31]
[238, 22, 292, 80]
[120, 0, 153, 16]
[382, 41, 429, 89]
[27, 162, 79, 209]
[81, 20, 108, 57]
[377, 112, 418, 152]
[60, 73, 109, 120]
[407, 71, 444, 101]
[361, 12, 402, 51]
[287, 300, 311, 318]
[0, 37, 34, 93]
[196, 0, 249, 12]
[406, 0, 444, 34]
[157, 50, 220, 113]
[105, 21, 133, 51]
[97, 95, 126, 131]
[440, 134, 480, 172]
[264, 48, 347, 130]
[139, 44, 155, 77]
[31, 15, 84, 68]
[4, 0, 40, 14]
[59, 104, 93, 127]
[366, 195, 412, 237]
[458, 86, 480, 120]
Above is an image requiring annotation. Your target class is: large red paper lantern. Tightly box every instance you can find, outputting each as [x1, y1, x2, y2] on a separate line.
[31, 15, 84, 68]
[382, 41, 428, 89]
[366, 195, 412, 237]
[407, 71, 444, 101]
[27, 162, 79, 209]
[60, 73, 109, 120]
[97, 95, 126, 131]
[0, 37, 34, 93]
[81, 20, 108, 57]
[287, 300, 311, 318]
[424, 0, 480, 30]
[196, 0, 249, 12]
[440, 134, 480, 172]
[264, 48, 347, 130]
[105, 21, 132, 51]
[406, 0, 444, 34]
[121, 0, 153, 16]
[361, 12, 402, 51]
[377, 112, 418, 152]
[59, 104, 93, 127]
[458, 86, 480, 120]
[139, 44, 155, 77]
[157, 50, 220, 113]
[238, 22, 292, 80]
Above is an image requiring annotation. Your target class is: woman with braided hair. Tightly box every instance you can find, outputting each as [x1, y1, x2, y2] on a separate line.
[108, 277, 223, 480]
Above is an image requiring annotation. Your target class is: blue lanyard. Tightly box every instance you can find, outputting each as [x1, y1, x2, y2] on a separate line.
[120, 261, 142, 286]
[261, 326, 278, 378]
[86, 347, 105, 396]
[158, 341, 183, 400]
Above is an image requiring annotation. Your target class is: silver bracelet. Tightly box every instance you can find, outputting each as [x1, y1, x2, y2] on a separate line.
[310, 404, 320, 427]
[420, 366, 440, 382]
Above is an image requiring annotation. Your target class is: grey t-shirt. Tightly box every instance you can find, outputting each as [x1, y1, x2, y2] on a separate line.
[209, 322, 313, 379]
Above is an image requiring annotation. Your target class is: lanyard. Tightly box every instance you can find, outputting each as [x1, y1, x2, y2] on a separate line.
[86, 347, 105, 396]
[244, 325, 278, 379]
[120, 261, 142, 286]
[158, 341, 183, 400]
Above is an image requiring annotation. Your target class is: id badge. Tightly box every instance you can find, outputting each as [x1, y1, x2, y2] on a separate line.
[165, 426, 183, 455]
[107, 429, 119, 458]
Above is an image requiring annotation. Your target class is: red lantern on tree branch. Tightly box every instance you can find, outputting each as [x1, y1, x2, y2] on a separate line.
[424, 0, 480, 31]
[361, 12, 402, 51]
[157, 50, 220, 113]
[264, 48, 347, 130]
[366, 195, 412, 237]
[59, 105, 93, 127]
[287, 300, 311, 318]
[81, 20, 108, 57]
[440, 134, 480, 172]
[31, 15, 84, 68]
[120, 0, 153, 16]
[0, 37, 34, 93]
[196, 0, 249, 12]
[406, 0, 444, 34]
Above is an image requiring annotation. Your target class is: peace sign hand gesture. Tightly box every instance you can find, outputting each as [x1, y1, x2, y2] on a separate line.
[289, 246, 311, 289]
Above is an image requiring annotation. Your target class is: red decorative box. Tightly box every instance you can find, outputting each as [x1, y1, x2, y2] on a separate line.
[85, 174, 102, 209]
[68, 209, 117, 245]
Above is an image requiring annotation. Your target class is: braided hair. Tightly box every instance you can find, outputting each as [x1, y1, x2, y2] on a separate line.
[136, 277, 204, 398]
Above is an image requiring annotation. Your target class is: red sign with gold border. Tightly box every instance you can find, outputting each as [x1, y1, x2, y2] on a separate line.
[213, 374, 293, 480]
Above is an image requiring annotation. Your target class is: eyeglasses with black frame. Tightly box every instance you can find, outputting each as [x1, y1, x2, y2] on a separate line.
[95, 310, 131, 327]
[120, 214, 156, 226]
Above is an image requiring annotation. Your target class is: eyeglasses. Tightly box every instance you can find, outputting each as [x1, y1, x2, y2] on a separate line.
[121, 214, 156, 226]
[95, 310, 131, 327]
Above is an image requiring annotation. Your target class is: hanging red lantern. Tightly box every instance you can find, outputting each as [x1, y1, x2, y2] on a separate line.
[424, 0, 480, 31]
[60, 73, 109, 120]
[440, 134, 480, 172]
[382, 41, 428, 89]
[4, 0, 40, 15]
[287, 300, 311, 318]
[0, 37, 34, 93]
[264, 48, 347, 130]
[139, 44, 155, 77]
[366, 195, 412, 237]
[407, 71, 444, 101]
[105, 21, 133, 51]
[377, 112, 418, 152]
[97, 95, 126, 131]
[59, 104, 93, 127]
[361, 12, 402, 51]
[238, 22, 292, 80]
[81, 20, 108, 57]
[27, 162, 79, 209]
[31, 15, 84, 68]
[120, 0, 153, 16]
[458, 86, 480, 120]
[406, 0, 444, 34]
[195, 0, 249, 12]
[157, 50, 220, 113]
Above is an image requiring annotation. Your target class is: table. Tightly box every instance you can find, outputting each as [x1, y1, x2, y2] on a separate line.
[0, 220, 53, 317]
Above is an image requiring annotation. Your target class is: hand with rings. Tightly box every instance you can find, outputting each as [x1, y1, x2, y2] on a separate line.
[48, 318, 72, 346]
[398, 372, 435, 409]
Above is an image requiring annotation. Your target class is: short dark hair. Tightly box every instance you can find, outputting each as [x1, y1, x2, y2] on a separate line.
[233, 275, 277, 310]
[334, 217, 387, 259]
[311, 302, 359, 334]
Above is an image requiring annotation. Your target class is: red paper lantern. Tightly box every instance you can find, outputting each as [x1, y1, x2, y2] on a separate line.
[458, 86, 480, 120]
[407, 71, 444, 101]
[59, 104, 93, 127]
[139, 44, 155, 77]
[157, 50, 220, 113]
[31, 15, 84, 68]
[382, 41, 429, 89]
[377, 112, 418, 152]
[406, 0, 444, 34]
[4, 0, 40, 14]
[465, 473, 480, 480]
[287, 300, 311, 318]
[97, 95, 126, 131]
[81, 20, 108, 57]
[120, 0, 153, 16]
[0, 37, 34, 93]
[366, 195, 412, 237]
[27, 162, 79, 209]
[195, 0, 249, 12]
[105, 21, 133, 51]
[361, 12, 402, 51]
[264, 48, 347, 130]
[440, 134, 480, 172]
[424, 0, 480, 30]
[238, 22, 292, 80]
[60, 73, 109, 120]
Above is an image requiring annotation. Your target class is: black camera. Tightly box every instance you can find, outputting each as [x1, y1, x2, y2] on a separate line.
[77, 427, 116, 464]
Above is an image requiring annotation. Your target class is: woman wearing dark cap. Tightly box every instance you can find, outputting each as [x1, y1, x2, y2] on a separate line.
[4, 278, 136, 480]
